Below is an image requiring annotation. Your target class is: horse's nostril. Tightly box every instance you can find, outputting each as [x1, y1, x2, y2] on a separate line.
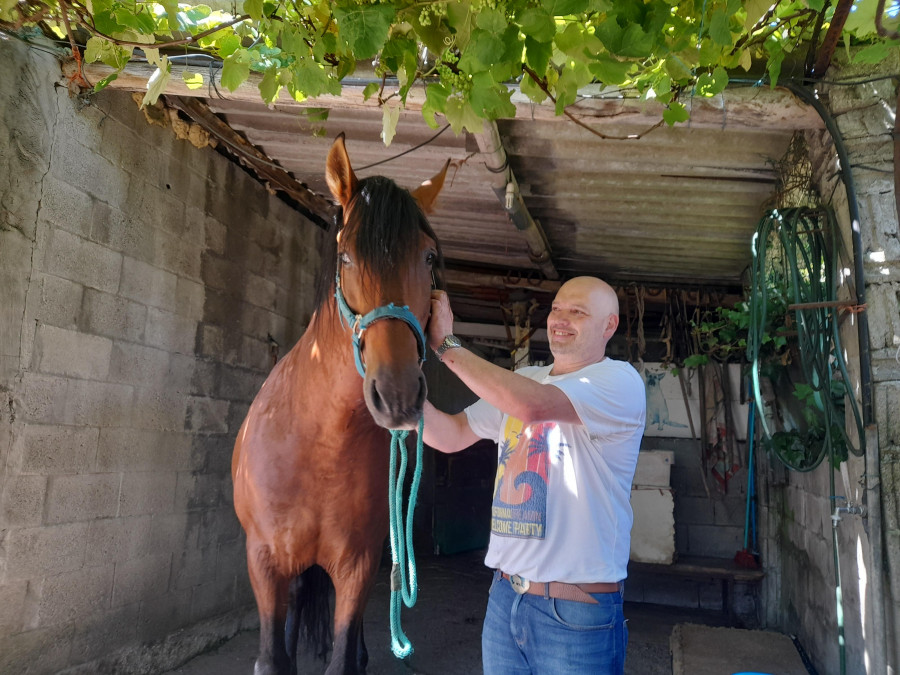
[369, 379, 384, 412]
[416, 373, 427, 406]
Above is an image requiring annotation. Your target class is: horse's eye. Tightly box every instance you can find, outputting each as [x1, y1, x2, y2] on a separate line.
[425, 251, 437, 266]
[340, 252, 352, 266]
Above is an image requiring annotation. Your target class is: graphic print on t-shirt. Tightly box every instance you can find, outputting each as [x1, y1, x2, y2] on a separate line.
[490, 417, 553, 539]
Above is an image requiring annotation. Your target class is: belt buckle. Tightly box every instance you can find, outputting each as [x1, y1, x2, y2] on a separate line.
[509, 574, 531, 594]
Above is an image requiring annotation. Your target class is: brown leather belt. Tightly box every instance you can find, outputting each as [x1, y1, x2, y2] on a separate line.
[499, 572, 621, 604]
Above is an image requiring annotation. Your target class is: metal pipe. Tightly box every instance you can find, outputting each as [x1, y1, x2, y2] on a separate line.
[473, 121, 559, 280]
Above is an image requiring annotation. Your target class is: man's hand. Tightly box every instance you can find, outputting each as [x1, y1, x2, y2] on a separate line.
[428, 290, 455, 352]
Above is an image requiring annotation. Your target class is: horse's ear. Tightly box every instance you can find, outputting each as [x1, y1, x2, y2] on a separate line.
[326, 133, 358, 208]
[411, 159, 450, 214]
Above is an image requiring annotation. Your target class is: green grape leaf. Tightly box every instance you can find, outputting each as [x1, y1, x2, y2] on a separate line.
[664, 54, 693, 82]
[447, 1, 476, 47]
[663, 101, 689, 125]
[111, 7, 156, 33]
[221, 52, 251, 91]
[334, 2, 394, 59]
[542, 0, 590, 14]
[588, 54, 632, 84]
[362, 82, 379, 101]
[517, 7, 556, 42]
[423, 83, 450, 128]
[462, 28, 505, 72]
[243, 0, 263, 21]
[708, 10, 732, 46]
[302, 108, 329, 123]
[93, 72, 119, 92]
[710, 65, 728, 93]
[470, 72, 516, 119]
[183, 72, 205, 89]
[765, 41, 785, 87]
[619, 23, 655, 57]
[381, 36, 417, 74]
[852, 41, 900, 64]
[292, 61, 328, 98]
[520, 72, 548, 103]
[742, 0, 771, 31]
[475, 8, 506, 34]
[525, 35, 553, 73]
[443, 96, 484, 134]
[555, 22, 587, 57]
[216, 34, 242, 58]
[259, 67, 280, 103]
[843, 0, 879, 36]
[555, 66, 579, 114]
[595, 16, 623, 53]
[281, 27, 305, 58]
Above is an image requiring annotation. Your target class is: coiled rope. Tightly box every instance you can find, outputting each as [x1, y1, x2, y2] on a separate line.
[387, 417, 424, 658]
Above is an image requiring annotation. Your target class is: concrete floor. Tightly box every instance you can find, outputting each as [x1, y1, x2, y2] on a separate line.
[164, 549, 743, 675]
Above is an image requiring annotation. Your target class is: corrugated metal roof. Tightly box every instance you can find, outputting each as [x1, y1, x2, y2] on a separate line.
[196, 85, 822, 359]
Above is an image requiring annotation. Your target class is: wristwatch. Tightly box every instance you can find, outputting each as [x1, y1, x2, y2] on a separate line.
[435, 334, 463, 360]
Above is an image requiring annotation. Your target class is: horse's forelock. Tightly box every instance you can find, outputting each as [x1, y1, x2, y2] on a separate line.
[314, 176, 445, 312]
[348, 177, 425, 276]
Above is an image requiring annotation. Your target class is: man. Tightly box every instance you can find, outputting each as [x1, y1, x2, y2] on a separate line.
[423, 276, 646, 675]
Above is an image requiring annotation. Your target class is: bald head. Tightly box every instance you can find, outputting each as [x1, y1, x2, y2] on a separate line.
[547, 276, 619, 373]
[559, 276, 619, 318]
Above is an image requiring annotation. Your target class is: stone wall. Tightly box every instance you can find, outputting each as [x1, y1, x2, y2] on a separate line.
[0, 36, 324, 673]
[758, 52, 900, 675]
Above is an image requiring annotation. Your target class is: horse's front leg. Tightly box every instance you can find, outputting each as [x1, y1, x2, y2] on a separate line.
[325, 557, 379, 675]
[356, 621, 368, 672]
[247, 540, 292, 675]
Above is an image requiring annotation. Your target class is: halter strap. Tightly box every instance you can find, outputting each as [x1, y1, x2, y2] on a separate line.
[334, 266, 427, 379]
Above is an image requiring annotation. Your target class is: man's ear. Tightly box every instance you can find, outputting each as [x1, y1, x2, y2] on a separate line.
[325, 133, 358, 208]
[605, 314, 620, 337]
[411, 159, 450, 214]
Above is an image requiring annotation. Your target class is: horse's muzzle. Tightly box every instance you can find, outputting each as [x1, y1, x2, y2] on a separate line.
[364, 367, 427, 430]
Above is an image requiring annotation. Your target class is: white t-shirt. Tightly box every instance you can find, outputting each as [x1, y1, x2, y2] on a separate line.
[465, 358, 646, 584]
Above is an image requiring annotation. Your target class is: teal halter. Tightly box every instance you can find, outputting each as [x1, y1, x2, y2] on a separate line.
[334, 264, 427, 378]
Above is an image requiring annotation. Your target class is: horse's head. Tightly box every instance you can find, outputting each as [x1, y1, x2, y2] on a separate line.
[325, 134, 448, 430]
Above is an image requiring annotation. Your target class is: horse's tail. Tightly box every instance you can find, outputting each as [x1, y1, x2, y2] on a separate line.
[287, 565, 333, 661]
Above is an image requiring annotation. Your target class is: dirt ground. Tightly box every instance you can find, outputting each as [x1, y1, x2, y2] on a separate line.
[164, 549, 735, 675]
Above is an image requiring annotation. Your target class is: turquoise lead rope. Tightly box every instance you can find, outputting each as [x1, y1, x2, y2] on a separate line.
[387, 416, 424, 658]
[332, 258, 426, 658]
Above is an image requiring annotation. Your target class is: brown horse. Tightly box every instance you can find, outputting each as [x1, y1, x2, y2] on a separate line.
[232, 134, 448, 675]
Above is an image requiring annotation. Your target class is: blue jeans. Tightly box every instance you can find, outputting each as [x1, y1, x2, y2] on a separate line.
[482, 572, 627, 675]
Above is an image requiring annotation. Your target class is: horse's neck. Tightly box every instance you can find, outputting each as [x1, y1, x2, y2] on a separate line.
[299, 303, 366, 404]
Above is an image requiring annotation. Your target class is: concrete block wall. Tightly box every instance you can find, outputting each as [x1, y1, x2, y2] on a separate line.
[630, 363, 754, 618]
[755, 51, 900, 675]
[0, 37, 323, 673]
[639, 364, 750, 561]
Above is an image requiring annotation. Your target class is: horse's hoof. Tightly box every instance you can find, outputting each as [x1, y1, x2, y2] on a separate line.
[254, 659, 290, 675]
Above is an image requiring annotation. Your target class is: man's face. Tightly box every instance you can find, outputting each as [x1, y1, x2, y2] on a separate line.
[546, 280, 614, 361]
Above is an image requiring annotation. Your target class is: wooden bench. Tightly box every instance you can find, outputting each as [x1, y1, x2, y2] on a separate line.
[628, 556, 766, 622]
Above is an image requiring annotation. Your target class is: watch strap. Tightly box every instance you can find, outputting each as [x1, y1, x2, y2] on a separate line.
[435, 334, 462, 359]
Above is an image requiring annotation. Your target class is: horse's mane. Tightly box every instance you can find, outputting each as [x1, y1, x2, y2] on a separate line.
[314, 175, 445, 311]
